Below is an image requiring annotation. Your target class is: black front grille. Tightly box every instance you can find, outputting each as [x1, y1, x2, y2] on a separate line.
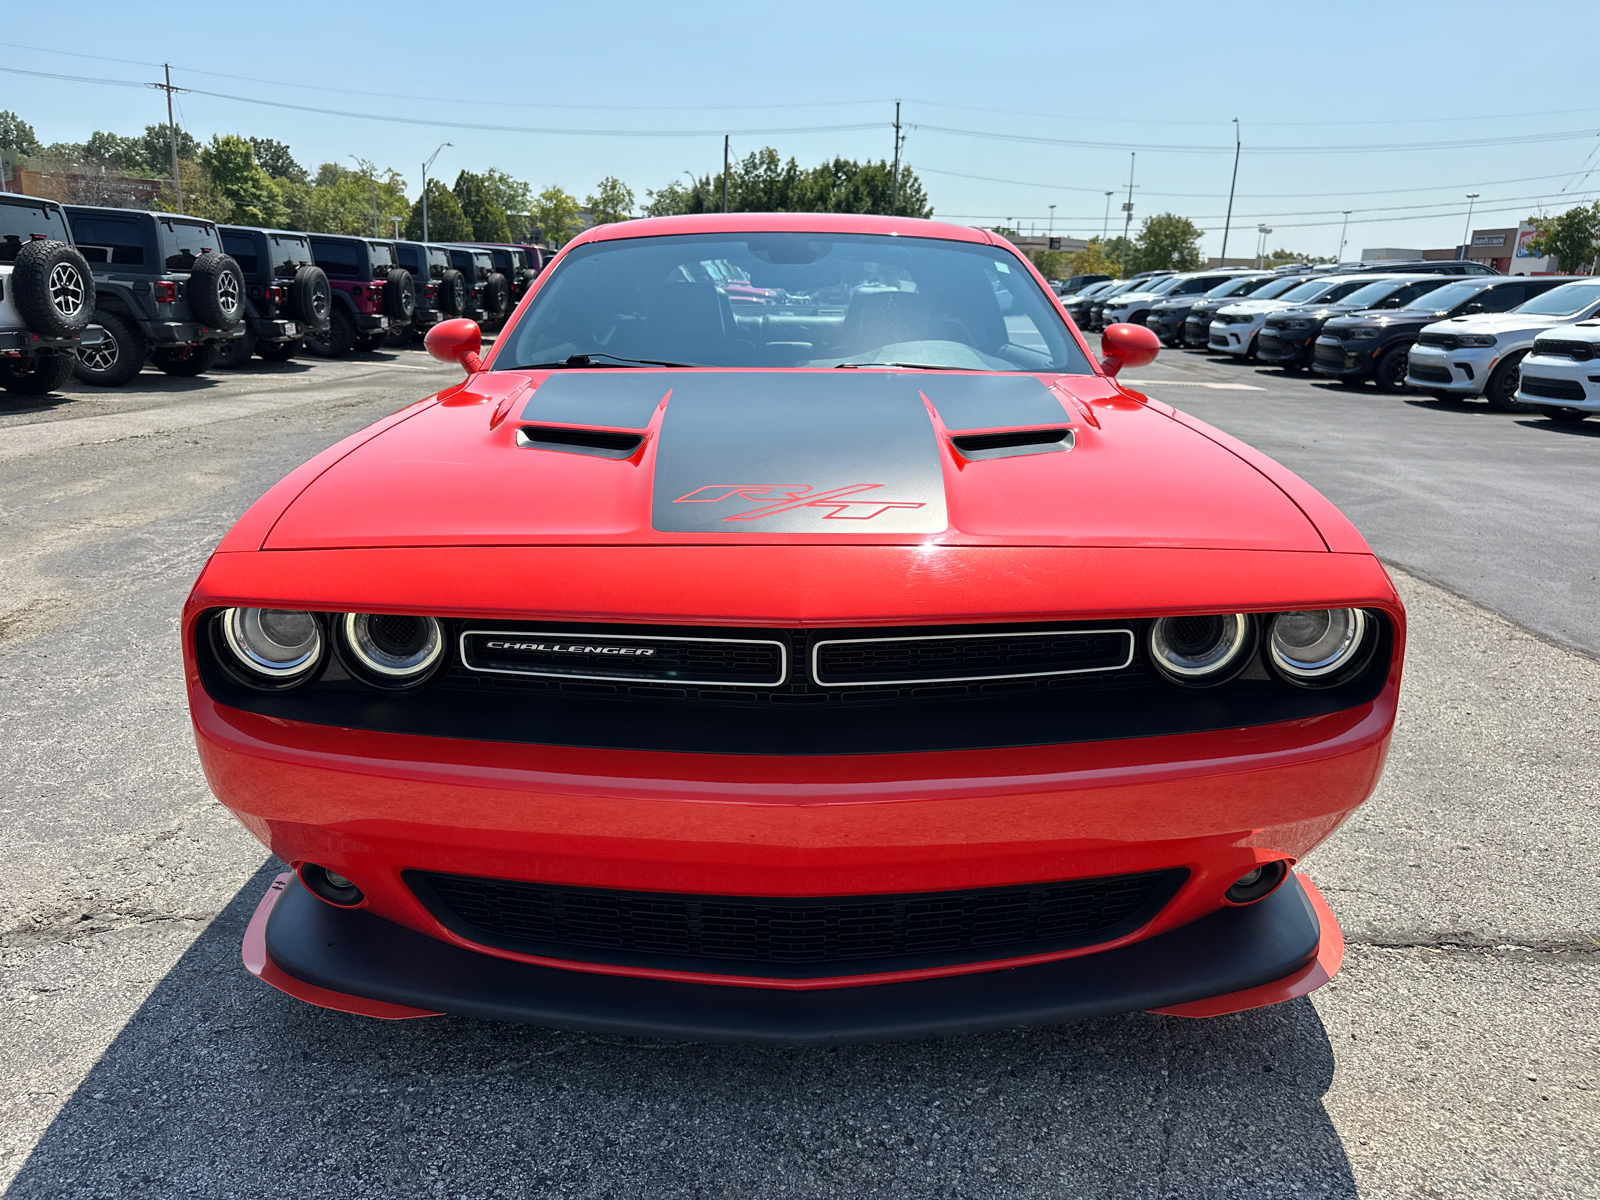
[1416, 332, 1459, 350]
[1257, 334, 1286, 355]
[408, 868, 1186, 978]
[814, 628, 1131, 686]
[1519, 375, 1586, 401]
[1314, 344, 1346, 367]
[1409, 365, 1452, 384]
[1532, 340, 1596, 362]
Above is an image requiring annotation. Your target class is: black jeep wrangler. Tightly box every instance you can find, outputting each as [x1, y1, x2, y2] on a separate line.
[470, 243, 536, 310]
[0, 194, 99, 396]
[305, 235, 415, 357]
[391, 241, 456, 344]
[443, 246, 503, 325]
[64, 206, 246, 386]
[215, 226, 332, 366]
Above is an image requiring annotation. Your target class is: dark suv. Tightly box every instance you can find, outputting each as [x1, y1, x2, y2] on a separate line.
[1145, 272, 1269, 347]
[1313, 276, 1566, 392]
[216, 226, 331, 366]
[0, 194, 99, 395]
[391, 241, 453, 343]
[469, 243, 538, 310]
[305, 235, 415, 356]
[1258, 275, 1451, 372]
[65, 205, 246, 386]
[1181, 273, 1310, 349]
[444, 246, 504, 325]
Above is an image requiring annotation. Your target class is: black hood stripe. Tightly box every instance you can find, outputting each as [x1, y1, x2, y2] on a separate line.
[520, 372, 671, 429]
[918, 373, 1066, 431]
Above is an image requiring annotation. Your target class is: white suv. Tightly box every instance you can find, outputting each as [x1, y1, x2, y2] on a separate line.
[1515, 320, 1600, 422]
[0, 194, 98, 395]
[1207, 275, 1372, 359]
[1099, 270, 1248, 331]
[1405, 279, 1600, 411]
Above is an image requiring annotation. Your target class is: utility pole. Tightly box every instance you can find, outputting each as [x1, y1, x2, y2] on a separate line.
[1461, 193, 1480, 258]
[1120, 153, 1136, 276]
[722, 135, 730, 214]
[890, 100, 902, 212]
[1338, 210, 1352, 261]
[421, 141, 451, 242]
[1102, 191, 1113, 241]
[147, 64, 187, 214]
[1219, 118, 1240, 266]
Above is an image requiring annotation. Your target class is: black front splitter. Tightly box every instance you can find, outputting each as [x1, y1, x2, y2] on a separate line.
[262, 874, 1327, 1043]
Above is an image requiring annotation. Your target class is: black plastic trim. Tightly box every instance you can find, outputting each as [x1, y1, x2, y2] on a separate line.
[263, 873, 1324, 1043]
[517, 425, 645, 459]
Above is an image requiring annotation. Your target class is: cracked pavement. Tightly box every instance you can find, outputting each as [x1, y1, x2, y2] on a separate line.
[1, 346, 1596, 1198]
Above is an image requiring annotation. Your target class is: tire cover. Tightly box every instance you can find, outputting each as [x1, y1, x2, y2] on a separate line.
[384, 268, 417, 320]
[290, 265, 332, 328]
[13, 240, 95, 336]
[439, 269, 467, 317]
[187, 252, 246, 330]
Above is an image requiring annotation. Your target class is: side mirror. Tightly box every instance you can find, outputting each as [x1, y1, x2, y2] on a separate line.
[1099, 323, 1160, 377]
[425, 318, 484, 376]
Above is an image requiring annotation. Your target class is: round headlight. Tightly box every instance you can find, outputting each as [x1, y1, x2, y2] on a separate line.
[219, 607, 323, 687]
[339, 613, 444, 687]
[1148, 614, 1256, 687]
[1267, 609, 1371, 687]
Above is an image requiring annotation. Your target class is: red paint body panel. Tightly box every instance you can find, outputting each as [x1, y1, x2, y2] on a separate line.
[187, 213, 1404, 1024]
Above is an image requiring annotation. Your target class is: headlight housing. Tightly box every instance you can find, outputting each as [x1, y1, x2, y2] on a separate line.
[1349, 328, 1380, 340]
[1266, 609, 1374, 688]
[1457, 334, 1497, 347]
[1147, 614, 1257, 688]
[217, 607, 324, 689]
[338, 613, 445, 688]
[1281, 319, 1313, 330]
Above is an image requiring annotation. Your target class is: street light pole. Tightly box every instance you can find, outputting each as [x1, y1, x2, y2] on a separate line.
[1219, 118, 1240, 266]
[421, 141, 451, 242]
[1120, 153, 1136, 276]
[722, 135, 730, 214]
[1048, 203, 1055, 238]
[1338, 210, 1352, 261]
[1256, 223, 1272, 269]
[1102, 191, 1113, 241]
[1461, 193, 1480, 258]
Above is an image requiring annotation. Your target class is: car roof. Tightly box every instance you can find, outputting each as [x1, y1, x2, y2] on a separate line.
[568, 212, 997, 248]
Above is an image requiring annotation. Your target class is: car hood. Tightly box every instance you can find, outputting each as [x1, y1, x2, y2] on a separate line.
[1324, 311, 1435, 332]
[1422, 311, 1581, 338]
[1216, 299, 1295, 316]
[262, 369, 1325, 552]
[1102, 291, 1162, 307]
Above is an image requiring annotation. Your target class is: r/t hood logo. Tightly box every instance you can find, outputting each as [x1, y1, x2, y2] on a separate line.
[673, 484, 927, 521]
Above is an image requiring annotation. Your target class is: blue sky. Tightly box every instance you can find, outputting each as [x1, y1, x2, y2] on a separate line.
[8, 0, 1598, 258]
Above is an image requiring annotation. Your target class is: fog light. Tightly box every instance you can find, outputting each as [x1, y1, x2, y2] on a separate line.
[217, 607, 323, 688]
[1148, 614, 1256, 688]
[339, 613, 444, 688]
[300, 863, 364, 907]
[1225, 861, 1289, 905]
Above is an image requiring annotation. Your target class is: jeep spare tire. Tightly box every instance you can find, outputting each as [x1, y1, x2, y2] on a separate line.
[187, 252, 245, 330]
[383, 268, 416, 321]
[484, 271, 510, 318]
[289, 265, 332, 328]
[13, 239, 95, 337]
[438, 268, 468, 317]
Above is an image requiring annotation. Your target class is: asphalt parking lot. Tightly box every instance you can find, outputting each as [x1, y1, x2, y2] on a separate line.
[1, 344, 1596, 1199]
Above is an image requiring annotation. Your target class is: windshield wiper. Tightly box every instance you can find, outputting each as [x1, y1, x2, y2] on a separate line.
[540, 352, 701, 369]
[834, 361, 973, 371]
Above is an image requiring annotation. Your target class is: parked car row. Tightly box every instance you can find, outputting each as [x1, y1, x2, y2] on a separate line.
[1052, 258, 1600, 418]
[0, 192, 551, 393]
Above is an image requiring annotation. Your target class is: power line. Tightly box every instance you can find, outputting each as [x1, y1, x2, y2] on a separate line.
[912, 122, 1600, 156]
[903, 97, 1600, 129]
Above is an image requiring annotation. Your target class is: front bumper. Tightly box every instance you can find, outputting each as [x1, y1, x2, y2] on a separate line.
[1146, 311, 1189, 342]
[246, 869, 1344, 1040]
[1257, 329, 1316, 364]
[1311, 338, 1379, 379]
[1403, 342, 1493, 395]
[1182, 315, 1213, 348]
[1207, 320, 1260, 354]
[1517, 354, 1600, 411]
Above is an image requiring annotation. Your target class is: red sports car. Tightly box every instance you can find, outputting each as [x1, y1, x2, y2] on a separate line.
[186, 213, 1403, 1041]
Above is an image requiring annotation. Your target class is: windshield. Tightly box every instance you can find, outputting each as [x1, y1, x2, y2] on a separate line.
[0, 200, 72, 262]
[1514, 281, 1600, 317]
[1252, 275, 1310, 300]
[500, 231, 1096, 373]
[1207, 275, 1267, 298]
[1278, 278, 1344, 303]
[1399, 280, 1486, 311]
[1165, 274, 1227, 297]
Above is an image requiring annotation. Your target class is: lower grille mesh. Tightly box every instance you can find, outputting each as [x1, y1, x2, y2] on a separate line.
[410, 868, 1184, 978]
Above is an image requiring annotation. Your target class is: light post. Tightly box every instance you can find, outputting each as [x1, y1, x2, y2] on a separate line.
[1102, 191, 1113, 241]
[1256, 223, 1272, 269]
[421, 141, 451, 242]
[1120, 153, 1136, 277]
[1461, 193, 1480, 258]
[1219, 118, 1240, 266]
[1338, 210, 1352, 261]
[1048, 203, 1055, 239]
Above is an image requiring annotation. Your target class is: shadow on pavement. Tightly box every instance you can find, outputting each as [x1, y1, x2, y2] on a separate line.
[5, 866, 1357, 1200]
[1515, 416, 1600, 438]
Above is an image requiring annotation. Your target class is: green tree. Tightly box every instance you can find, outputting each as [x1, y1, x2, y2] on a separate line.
[646, 149, 932, 218]
[272, 177, 314, 231]
[1133, 213, 1203, 272]
[479, 168, 532, 237]
[1526, 202, 1600, 274]
[84, 131, 142, 171]
[155, 159, 232, 221]
[1102, 236, 1135, 274]
[248, 137, 307, 184]
[202, 134, 288, 227]
[1064, 239, 1119, 279]
[302, 162, 409, 235]
[531, 185, 583, 246]
[137, 123, 201, 177]
[586, 176, 634, 225]
[1029, 249, 1068, 279]
[0, 111, 41, 156]
[452, 170, 512, 242]
[642, 180, 693, 217]
[404, 179, 471, 242]
[39, 142, 87, 168]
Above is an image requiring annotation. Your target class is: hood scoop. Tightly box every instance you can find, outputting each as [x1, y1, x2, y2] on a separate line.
[951, 427, 1074, 461]
[517, 424, 645, 460]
